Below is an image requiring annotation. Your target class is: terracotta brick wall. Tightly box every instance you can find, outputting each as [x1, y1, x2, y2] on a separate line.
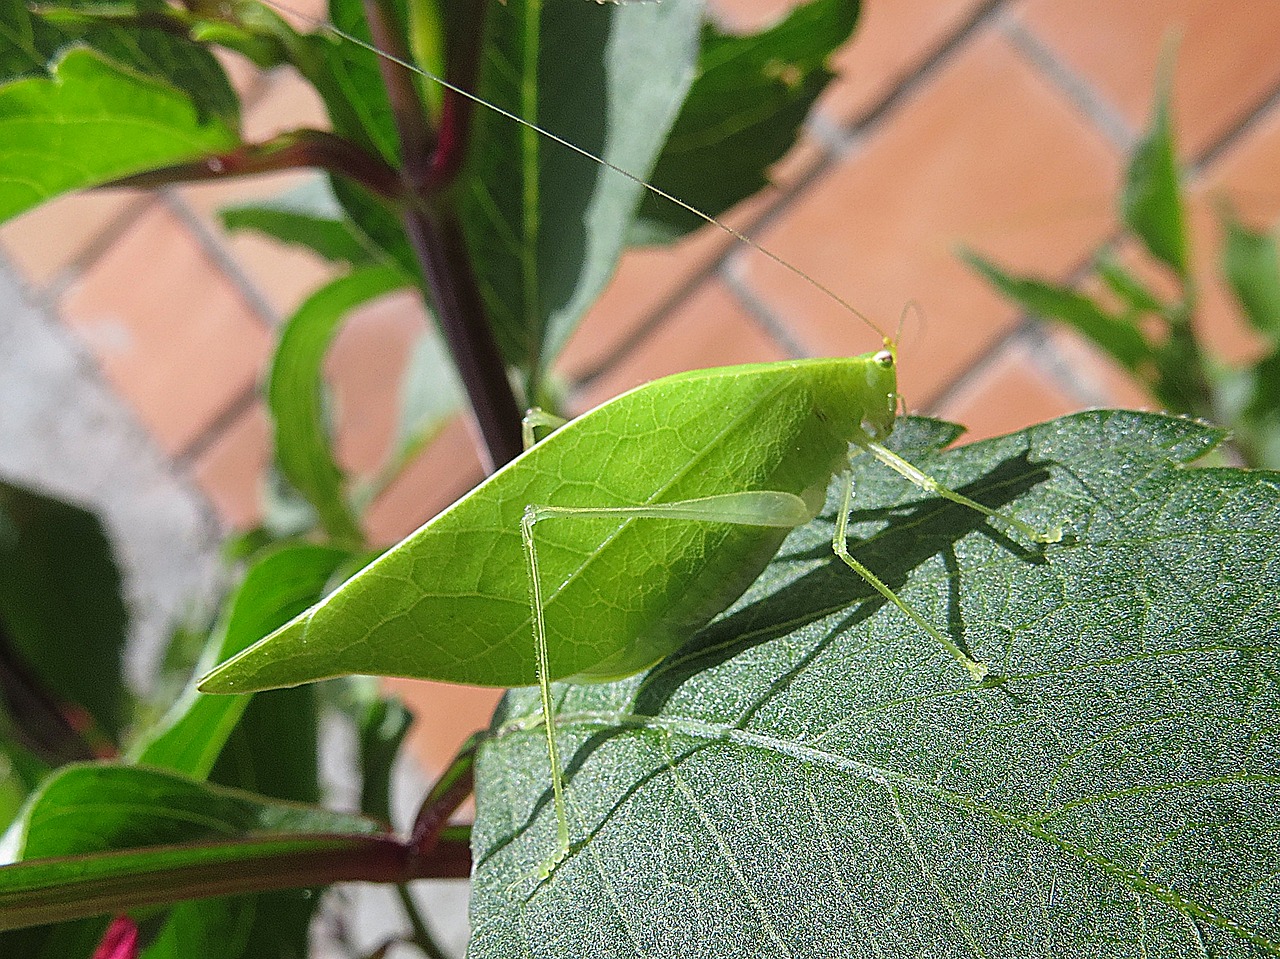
[4, 0, 1279, 773]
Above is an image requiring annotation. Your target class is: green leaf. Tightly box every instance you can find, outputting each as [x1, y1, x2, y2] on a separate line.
[132, 543, 352, 778]
[633, 0, 860, 244]
[0, 481, 128, 741]
[219, 177, 384, 267]
[269, 265, 409, 542]
[1, 0, 237, 121]
[1122, 82, 1188, 278]
[468, 411, 1280, 956]
[0, 47, 239, 223]
[0, 764, 391, 931]
[1096, 255, 1167, 315]
[300, 0, 402, 165]
[966, 252, 1152, 371]
[1222, 211, 1280, 338]
[357, 695, 413, 822]
[458, 0, 703, 377]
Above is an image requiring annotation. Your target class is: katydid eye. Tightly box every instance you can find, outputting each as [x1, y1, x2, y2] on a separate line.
[873, 350, 894, 367]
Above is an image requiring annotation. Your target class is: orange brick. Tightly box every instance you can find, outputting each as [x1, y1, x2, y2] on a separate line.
[575, 279, 790, 411]
[934, 337, 1083, 443]
[822, 0, 993, 124]
[738, 29, 1120, 404]
[326, 290, 430, 477]
[60, 205, 272, 454]
[191, 403, 272, 529]
[0, 190, 145, 289]
[363, 415, 484, 546]
[556, 186, 780, 382]
[1016, 0, 1280, 157]
[180, 71, 338, 318]
[382, 678, 503, 778]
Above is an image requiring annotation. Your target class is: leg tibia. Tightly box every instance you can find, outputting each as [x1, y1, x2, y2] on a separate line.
[832, 472, 989, 682]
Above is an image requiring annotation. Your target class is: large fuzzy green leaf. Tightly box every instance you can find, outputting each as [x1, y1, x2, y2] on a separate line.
[468, 412, 1279, 957]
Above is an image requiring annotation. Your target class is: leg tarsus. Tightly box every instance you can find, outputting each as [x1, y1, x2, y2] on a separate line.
[522, 408, 569, 451]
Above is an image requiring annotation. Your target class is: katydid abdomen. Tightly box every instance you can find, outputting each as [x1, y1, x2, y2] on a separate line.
[201, 352, 898, 693]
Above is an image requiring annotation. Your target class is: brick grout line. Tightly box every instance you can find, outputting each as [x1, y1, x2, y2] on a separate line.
[826, 0, 1009, 152]
[1018, 319, 1120, 410]
[1190, 73, 1280, 176]
[721, 258, 812, 359]
[999, 12, 1138, 154]
[36, 195, 156, 307]
[161, 188, 280, 330]
[171, 378, 263, 467]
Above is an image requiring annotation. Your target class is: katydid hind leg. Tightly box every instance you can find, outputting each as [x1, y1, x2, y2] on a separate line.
[516, 489, 817, 877]
[830, 471, 990, 682]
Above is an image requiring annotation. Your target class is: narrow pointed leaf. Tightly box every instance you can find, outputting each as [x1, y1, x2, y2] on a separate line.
[1123, 86, 1187, 278]
[219, 178, 384, 267]
[269, 265, 409, 542]
[1222, 212, 1280, 337]
[966, 253, 1151, 371]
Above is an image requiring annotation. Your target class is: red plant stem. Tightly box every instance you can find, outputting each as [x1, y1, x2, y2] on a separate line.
[108, 130, 402, 200]
[3, 834, 471, 932]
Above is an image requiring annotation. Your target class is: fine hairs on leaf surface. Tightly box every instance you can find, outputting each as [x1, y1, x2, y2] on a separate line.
[467, 412, 1280, 957]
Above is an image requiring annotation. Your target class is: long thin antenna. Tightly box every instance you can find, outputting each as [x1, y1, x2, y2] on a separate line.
[252, 0, 884, 338]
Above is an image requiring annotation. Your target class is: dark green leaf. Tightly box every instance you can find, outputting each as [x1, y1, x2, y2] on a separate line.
[634, 0, 860, 244]
[469, 411, 1279, 956]
[0, 481, 128, 741]
[458, 0, 703, 376]
[0, 764, 390, 931]
[966, 252, 1151, 371]
[269, 265, 409, 542]
[299, 0, 402, 164]
[0, 47, 239, 223]
[1122, 83, 1188, 277]
[358, 696, 413, 822]
[219, 177, 385, 267]
[1222, 211, 1280, 338]
[132, 543, 351, 778]
[1, 0, 237, 121]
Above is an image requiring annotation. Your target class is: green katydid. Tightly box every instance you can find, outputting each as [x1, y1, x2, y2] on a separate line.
[198, 1, 1064, 877]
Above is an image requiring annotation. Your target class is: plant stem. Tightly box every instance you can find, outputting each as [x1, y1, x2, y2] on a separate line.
[107, 130, 402, 199]
[361, 0, 523, 469]
[402, 204, 524, 469]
